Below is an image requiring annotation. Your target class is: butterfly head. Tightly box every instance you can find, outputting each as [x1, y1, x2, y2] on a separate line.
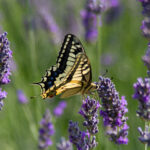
[41, 88, 56, 99]
[33, 81, 56, 99]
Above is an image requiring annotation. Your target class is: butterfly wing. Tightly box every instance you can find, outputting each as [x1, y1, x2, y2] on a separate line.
[56, 81, 82, 98]
[54, 34, 85, 84]
[55, 53, 93, 98]
[34, 34, 88, 99]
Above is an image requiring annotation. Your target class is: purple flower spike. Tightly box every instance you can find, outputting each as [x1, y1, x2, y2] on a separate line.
[68, 121, 96, 150]
[0, 32, 12, 84]
[138, 126, 150, 146]
[79, 96, 100, 134]
[53, 101, 67, 117]
[56, 137, 73, 150]
[133, 78, 150, 120]
[139, 0, 150, 40]
[102, 0, 122, 24]
[38, 109, 55, 149]
[142, 44, 150, 76]
[81, 0, 103, 43]
[97, 76, 129, 144]
[17, 90, 28, 104]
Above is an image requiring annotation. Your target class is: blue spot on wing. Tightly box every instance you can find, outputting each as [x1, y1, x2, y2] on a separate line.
[47, 81, 52, 86]
[54, 72, 58, 76]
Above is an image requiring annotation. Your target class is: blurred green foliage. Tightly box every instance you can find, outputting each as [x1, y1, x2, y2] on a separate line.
[0, 0, 147, 149]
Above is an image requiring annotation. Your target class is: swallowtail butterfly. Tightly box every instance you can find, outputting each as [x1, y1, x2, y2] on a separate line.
[34, 34, 96, 99]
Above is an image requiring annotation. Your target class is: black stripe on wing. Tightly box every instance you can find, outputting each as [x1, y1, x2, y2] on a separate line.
[35, 66, 62, 92]
[56, 34, 85, 73]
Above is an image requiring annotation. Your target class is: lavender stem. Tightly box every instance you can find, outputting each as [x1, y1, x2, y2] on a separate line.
[145, 122, 148, 150]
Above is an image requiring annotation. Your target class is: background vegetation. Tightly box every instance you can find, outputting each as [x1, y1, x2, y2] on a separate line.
[0, 0, 147, 149]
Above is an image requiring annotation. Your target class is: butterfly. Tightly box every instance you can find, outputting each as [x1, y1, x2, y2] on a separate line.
[34, 34, 96, 99]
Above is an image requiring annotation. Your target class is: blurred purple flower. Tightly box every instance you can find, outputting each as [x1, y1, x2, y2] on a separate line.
[56, 137, 73, 150]
[17, 90, 28, 104]
[101, 52, 117, 66]
[53, 101, 67, 117]
[32, 0, 62, 44]
[0, 32, 12, 84]
[79, 96, 100, 134]
[102, 0, 122, 24]
[97, 76, 129, 144]
[68, 121, 96, 150]
[142, 43, 150, 75]
[139, 0, 150, 75]
[63, 4, 80, 35]
[133, 78, 150, 120]
[81, 0, 103, 43]
[139, 0, 150, 40]
[38, 109, 55, 149]
[0, 32, 12, 110]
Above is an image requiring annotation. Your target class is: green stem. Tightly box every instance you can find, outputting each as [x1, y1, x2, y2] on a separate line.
[145, 122, 148, 150]
[145, 144, 148, 150]
[23, 106, 38, 141]
[97, 16, 102, 75]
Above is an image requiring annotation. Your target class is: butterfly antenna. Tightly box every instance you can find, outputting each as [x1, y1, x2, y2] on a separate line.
[32, 82, 41, 85]
[30, 82, 42, 99]
[30, 94, 41, 99]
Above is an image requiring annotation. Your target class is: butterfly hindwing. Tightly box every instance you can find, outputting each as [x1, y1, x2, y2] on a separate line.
[56, 81, 82, 98]
[35, 65, 59, 93]
[55, 53, 92, 98]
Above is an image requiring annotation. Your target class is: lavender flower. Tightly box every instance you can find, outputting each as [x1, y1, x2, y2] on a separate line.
[56, 137, 73, 150]
[17, 90, 28, 104]
[68, 121, 97, 150]
[103, 0, 122, 24]
[133, 78, 150, 120]
[140, 0, 150, 74]
[138, 126, 150, 146]
[81, 0, 103, 43]
[32, 0, 62, 44]
[38, 109, 55, 149]
[79, 96, 100, 134]
[142, 44, 150, 75]
[53, 101, 67, 117]
[0, 32, 12, 110]
[97, 76, 129, 144]
[139, 0, 150, 40]
[39, 9, 62, 44]
[0, 32, 12, 84]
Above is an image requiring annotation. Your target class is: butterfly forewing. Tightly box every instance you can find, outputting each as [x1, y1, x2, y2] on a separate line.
[54, 34, 85, 86]
[56, 34, 85, 72]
